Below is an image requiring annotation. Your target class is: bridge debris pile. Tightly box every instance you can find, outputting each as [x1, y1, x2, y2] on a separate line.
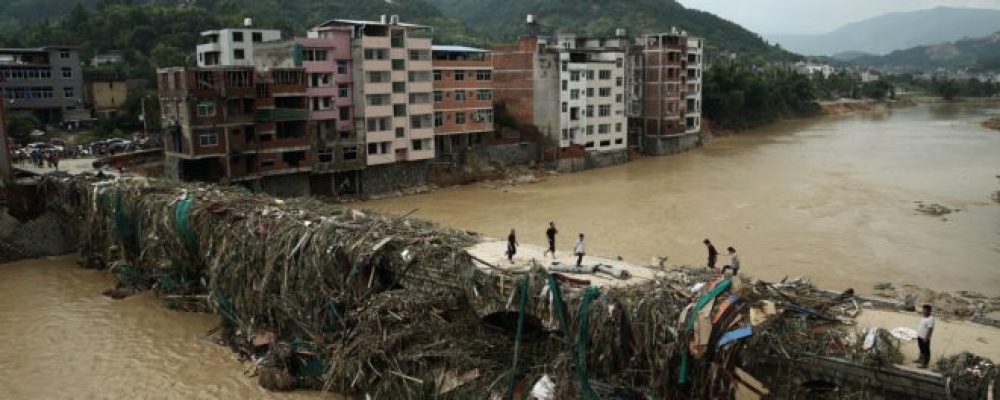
[39, 175, 994, 399]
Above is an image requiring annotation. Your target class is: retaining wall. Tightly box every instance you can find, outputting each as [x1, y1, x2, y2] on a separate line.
[641, 132, 704, 156]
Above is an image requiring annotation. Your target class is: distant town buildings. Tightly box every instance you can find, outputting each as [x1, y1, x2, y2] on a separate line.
[0, 79, 10, 187]
[157, 15, 706, 196]
[0, 46, 85, 123]
[87, 80, 128, 118]
[90, 52, 124, 67]
[794, 61, 835, 79]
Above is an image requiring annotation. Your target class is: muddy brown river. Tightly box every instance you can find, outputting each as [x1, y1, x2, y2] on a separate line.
[1, 102, 998, 399]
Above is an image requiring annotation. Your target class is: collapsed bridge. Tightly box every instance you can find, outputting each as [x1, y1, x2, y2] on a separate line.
[33, 174, 998, 399]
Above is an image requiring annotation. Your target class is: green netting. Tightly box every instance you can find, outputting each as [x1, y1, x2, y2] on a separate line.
[505, 276, 530, 400]
[174, 197, 198, 253]
[576, 286, 600, 400]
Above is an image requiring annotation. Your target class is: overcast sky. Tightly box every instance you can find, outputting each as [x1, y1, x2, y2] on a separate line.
[679, 0, 1000, 35]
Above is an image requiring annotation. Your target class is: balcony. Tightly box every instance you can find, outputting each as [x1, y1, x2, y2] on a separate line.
[256, 108, 309, 122]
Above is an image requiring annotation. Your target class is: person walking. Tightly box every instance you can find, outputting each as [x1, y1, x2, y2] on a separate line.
[703, 239, 718, 269]
[574, 234, 586, 267]
[543, 222, 558, 258]
[916, 304, 935, 368]
[721, 247, 740, 275]
[506, 229, 518, 264]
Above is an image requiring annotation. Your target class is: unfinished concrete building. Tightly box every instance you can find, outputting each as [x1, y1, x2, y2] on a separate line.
[0, 46, 85, 124]
[431, 45, 493, 159]
[627, 30, 704, 155]
[157, 66, 313, 196]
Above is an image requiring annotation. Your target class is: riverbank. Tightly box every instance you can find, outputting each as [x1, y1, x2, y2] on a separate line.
[983, 116, 1000, 131]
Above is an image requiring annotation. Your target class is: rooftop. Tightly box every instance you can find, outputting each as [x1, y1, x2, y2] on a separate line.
[314, 18, 429, 29]
[432, 45, 489, 53]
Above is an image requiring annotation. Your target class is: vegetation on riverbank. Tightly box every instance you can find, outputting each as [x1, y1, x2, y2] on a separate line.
[702, 64, 821, 130]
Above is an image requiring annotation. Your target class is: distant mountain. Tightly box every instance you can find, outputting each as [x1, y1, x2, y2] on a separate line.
[422, 0, 793, 59]
[768, 7, 1000, 56]
[831, 51, 874, 62]
[851, 31, 1000, 72]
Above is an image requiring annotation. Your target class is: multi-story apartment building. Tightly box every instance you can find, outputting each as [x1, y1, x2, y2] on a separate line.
[493, 33, 629, 159]
[627, 30, 703, 155]
[0, 46, 84, 123]
[313, 16, 435, 194]
[197, 23, 282, 67]
[685, 37, 704, 135]
[431, 45, 493, 158]
[157, 66, 313, 196]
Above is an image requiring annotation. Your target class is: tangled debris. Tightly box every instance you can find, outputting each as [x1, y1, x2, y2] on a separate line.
[936, 352, 998, 397]
[873, 283, 1000, 319]
[35, 175, 999, 399]
[914, 201, 959, 217]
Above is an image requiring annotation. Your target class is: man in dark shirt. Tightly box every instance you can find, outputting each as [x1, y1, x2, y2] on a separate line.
[506, 229, 518, 264]
[703, 239, 718, 269]
[544, 222, 558, 258]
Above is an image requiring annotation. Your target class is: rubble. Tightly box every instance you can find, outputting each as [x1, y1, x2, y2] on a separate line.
[33, 175, 1000, 399]
[914, 201, 959, 216]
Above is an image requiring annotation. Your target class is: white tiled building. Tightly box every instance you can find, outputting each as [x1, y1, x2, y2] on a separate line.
[197, 23, 282, 67]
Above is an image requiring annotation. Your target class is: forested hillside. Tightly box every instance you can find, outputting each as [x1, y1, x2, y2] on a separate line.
[852, 32, 1000, 72]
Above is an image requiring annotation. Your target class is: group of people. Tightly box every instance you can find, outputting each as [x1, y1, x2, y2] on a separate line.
[703, 239, 740, 275]
[506, 222, 588, 267]
[16, 149, 60, 170]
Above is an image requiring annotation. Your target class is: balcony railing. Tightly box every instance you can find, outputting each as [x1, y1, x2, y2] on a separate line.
[256, 108, 309, 122]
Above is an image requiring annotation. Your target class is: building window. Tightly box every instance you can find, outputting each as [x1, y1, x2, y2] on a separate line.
[455, 112, 466, 124]
[561, 61, 568, 72]
[393, 104, 407, 117]
[252, 32, 263, 42]
[433, 91, 443, 102]
[199, 132, 219, 147]
[616, 58, 623, 68]
[586, 88, 594, 97]
[585, 141, 594, 148]
[368, 143, 379, 155]
[615, 94, 623, 102]
[561, 102, 567, 112]
[63, 87, 74, 98]
[616, 123, 622, 132]
[453, 70, 465, 81]
[476, 90, 492, 101]
[616, 77, 623, 87]
[59, 50, 70, 59]
[232, 31, 244, 42]
[570, 89, 579, 100]
[433, 70, 442, 81]
[367, 117, 391, 132]
[434, 111, 443, 127]
[197, 101, 216, 117]
[303, 49, 328, 61]
[395, 127, 405, 138]
[454, 90, 466, 101]
[312, 97, 333, 110]
[343, 146, 358, 160]
[412, 139, 424, 151]
[476, 70, 491, 80]
[598, 124, 610, 134]
[338, 84, 349, 98]
[600, 140, 611, 147]
[570, 71, 580, 81]
[392, 81, 406, 93]
[473, 109, 493, 123]
[339, 107, 350, 120]
[586, 125, 594, 135]
[392, 59, 405, 71]
[363, 49, 388, 60]
[585, 105, 593, 117]
[62, 67, 72, 78]
[586, 70, 595, 80]
[562, 80, 568, 91]
[615, 138, 623, 145]
[337, 61, 348, 74]
[367, 94, 390, 106]
[598, 105, 611, 117]
[599, 70, 611, 80]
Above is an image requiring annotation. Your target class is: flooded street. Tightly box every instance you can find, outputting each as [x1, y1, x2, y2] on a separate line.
[0, 256, 327, 400]
[363, 103, 1000, 296]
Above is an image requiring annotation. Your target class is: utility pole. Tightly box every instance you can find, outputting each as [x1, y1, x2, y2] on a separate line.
[140, 96, 148, 137]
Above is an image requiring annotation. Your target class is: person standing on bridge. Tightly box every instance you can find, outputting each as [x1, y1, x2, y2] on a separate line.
[704, 239, 718, 269]
[543, 222, 558, 258]
[916, 304, 935, 369]
[574, 234, 586, 267]
[506, 229, 518, 264]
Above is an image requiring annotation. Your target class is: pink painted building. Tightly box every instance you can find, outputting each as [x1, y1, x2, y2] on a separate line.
[294, 27, 364, 195]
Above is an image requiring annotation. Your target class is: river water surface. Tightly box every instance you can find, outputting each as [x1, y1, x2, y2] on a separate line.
[363, 103, 1000, 296]
[1, 103, 998, 399]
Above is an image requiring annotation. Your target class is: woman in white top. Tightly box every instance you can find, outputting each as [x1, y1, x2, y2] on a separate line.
[574, 234, 585, 267]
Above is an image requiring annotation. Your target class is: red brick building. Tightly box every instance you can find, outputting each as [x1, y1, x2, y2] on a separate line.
[431, 45, 494, 158]
[490, 37, 538, 130]
[158, 66, 313, 195]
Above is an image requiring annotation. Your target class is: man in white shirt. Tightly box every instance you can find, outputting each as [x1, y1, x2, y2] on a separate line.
[721, 247, 740, 275]
[574, 234, 585, 267]
[916, 304, 935, 368]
